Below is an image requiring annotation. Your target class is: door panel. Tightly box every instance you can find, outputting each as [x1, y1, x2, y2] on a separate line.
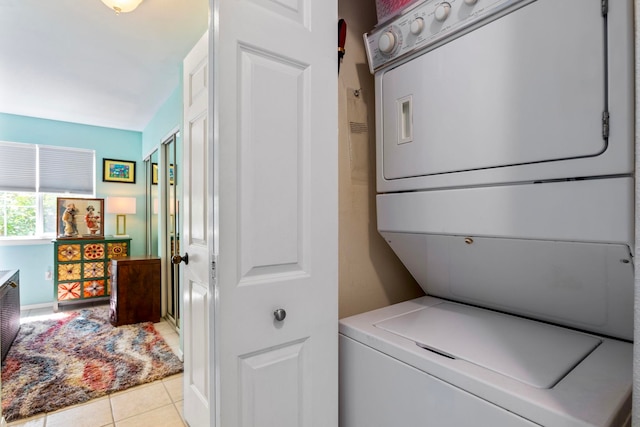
[238, 46, 308, 280]
[189, 113, 208, 244]
[186, 280, 210, 399]
[215, 0, 338, 425]
[239, 339, 309, 427]
[182, 31, 212, 427]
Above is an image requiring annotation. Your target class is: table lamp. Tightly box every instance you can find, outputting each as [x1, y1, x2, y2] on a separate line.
[106, 197, 136, 237]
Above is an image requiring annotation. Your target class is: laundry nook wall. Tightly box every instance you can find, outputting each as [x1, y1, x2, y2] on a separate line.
[337, 0, 424, 319]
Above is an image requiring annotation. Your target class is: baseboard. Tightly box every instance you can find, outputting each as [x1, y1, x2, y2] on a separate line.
[20, 302, 55, 311]
[1, 415, 7, 427]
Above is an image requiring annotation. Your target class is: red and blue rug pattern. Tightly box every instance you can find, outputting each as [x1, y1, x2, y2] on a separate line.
[1, 306, 183, 421]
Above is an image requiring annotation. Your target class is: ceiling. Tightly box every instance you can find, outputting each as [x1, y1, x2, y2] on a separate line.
[0, 0, 209, 131]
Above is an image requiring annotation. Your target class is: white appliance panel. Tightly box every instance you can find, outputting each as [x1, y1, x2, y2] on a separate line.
[377, 178, 634, 247]
[339, 335, 540, 427]
[340, 297, 632, 427]
[380, 232, 634, 340]
[382, 0, 604, 181]
[375, 302, 601, 388]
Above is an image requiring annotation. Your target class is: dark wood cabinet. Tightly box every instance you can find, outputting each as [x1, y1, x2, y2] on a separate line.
[109, 256, 161, 326]
[1, 270, 20, 362]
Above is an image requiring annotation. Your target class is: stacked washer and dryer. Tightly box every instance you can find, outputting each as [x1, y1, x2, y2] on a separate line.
[339, 0, 634, 426]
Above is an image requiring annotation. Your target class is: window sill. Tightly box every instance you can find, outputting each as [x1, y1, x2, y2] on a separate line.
[0, 237, 53, 246]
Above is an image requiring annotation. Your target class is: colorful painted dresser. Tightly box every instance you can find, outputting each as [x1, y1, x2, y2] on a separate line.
[53, 237, 131, 310]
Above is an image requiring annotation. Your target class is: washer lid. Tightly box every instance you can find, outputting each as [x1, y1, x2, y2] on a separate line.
[375, 302, 601, 388]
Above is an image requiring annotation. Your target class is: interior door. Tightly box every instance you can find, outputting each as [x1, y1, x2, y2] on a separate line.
[182, 30, 212, 427]
[182, 1, 338, 424]
[215, 0, 338, 425]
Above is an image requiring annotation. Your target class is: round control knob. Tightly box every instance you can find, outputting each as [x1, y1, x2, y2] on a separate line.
[464, 0, 478, 4]
[378, 31, 397, 54]
[274, 308, 286, 322]
[434, 2, 451, 21]
[410, 18, 424, 35]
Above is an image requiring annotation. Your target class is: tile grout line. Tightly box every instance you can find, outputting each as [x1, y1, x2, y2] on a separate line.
[108, 393, 116, 426]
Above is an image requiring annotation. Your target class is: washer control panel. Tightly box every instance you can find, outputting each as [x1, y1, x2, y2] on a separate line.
[364, 0, 530, 73]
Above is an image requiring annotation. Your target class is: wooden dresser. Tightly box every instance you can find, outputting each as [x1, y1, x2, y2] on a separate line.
[109, 256, 161, 326]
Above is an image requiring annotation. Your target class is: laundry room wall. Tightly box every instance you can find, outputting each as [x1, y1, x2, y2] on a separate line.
[338, 0, 424, 319]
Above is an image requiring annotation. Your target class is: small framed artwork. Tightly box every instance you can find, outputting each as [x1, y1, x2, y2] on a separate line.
[103, 158, 136, 184]
[56, 197, 105, 239]
[151, 163, 175, 185]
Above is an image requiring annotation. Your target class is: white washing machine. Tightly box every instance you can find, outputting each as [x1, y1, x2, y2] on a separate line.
[340, 297, 632, 426]
[339, 0, 634, 426]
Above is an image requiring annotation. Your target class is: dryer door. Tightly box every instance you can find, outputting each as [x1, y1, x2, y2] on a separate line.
[381, 0, 606, 181]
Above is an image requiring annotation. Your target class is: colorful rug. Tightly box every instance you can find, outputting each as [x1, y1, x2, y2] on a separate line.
[1, 306, 183, 421]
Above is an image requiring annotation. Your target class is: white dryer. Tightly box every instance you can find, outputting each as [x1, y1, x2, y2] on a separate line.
[339, 0, 634, 426]
[368, 0, 634, 193]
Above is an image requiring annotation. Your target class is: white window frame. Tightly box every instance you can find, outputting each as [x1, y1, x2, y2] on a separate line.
[0, 142, 96, 243]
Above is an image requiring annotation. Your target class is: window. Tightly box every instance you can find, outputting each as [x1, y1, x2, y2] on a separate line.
[0, 142, 95, 239]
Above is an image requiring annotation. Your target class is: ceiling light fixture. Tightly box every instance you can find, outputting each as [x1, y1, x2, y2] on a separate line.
[101, 0, 144, 15]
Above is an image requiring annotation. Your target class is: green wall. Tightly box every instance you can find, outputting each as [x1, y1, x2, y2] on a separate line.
[0, 113, 146, 305]
[142, 85, 183, 157]
[0, 71, 184, 306]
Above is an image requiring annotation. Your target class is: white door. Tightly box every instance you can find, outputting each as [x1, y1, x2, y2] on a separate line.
[181, 0, 338, 425]
[182, 31, 212, 427]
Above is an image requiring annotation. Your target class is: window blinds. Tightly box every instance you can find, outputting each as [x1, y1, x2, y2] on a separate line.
[0, 141, 37, 192]
[0, 142, 95, 195]
[39, 146, 94, 195]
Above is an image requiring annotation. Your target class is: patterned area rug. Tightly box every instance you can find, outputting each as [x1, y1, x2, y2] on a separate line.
[1, 306, 183, 421]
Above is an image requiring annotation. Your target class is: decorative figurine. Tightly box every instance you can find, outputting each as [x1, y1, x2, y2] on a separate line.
[84, 205, 101, 235]
[62, 203, 78, 237]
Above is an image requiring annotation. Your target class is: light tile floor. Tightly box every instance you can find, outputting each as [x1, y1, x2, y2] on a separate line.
[5, 304, 185, 427]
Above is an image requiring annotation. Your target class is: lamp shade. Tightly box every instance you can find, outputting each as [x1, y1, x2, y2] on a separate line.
[106, 197, 137, 214]
[101, 0, 144, 14]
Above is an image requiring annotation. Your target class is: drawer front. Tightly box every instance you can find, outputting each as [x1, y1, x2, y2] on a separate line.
[54, 239, 130, 303]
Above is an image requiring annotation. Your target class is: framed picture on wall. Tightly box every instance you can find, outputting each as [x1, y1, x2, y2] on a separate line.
[56, 197, 105, 239]
[103, 158, 136, 184]
[151, 163, 175, 185]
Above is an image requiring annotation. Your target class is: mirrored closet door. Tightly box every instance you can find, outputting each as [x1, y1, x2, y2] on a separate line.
[144, 133, 180, 331]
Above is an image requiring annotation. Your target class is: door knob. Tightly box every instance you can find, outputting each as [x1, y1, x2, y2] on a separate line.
[172, 253, 189, 265]
[273, 308, 286, 321]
